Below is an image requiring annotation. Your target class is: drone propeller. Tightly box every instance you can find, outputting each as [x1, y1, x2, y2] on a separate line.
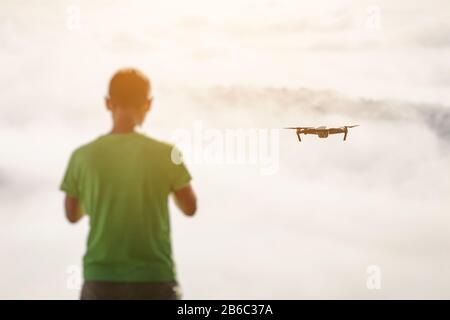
[345, 125, 359, 128]
[283, 127, 313, 130]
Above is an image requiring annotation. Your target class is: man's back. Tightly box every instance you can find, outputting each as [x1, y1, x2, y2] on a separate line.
[61, 132, 191, 283]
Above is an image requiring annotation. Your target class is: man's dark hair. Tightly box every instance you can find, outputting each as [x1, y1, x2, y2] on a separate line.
[108, 68, 151, 108]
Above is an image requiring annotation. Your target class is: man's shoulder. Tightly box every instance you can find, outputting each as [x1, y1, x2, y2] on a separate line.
[138, 133, 176, 153]
[71, 136, 103, 155]
[138, 134, 183, 166]
[66, 136, 110, 165]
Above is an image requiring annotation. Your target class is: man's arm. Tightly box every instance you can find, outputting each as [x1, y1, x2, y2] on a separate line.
[173, 184, 197, 217]
[64, 195, 84, 223]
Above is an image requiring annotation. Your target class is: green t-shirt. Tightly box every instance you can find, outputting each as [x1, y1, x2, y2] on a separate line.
[60, 132, 191, 282]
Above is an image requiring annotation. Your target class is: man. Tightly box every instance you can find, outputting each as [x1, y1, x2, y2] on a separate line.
[60, 68, 197, 299]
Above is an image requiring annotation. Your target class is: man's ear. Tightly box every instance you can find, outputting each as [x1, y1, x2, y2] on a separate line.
[145, 98, 152, 112]
[105, 97, 113, 111]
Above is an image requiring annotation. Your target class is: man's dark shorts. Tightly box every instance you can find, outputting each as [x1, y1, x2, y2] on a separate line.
[80, 281, 181, 300]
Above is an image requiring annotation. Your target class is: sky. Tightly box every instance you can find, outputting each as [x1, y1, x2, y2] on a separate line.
[0, 0, 449, 299]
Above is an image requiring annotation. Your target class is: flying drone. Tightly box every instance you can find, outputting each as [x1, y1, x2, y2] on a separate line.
[284, 125, 359, 141]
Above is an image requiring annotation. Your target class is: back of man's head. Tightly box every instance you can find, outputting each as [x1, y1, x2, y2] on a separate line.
[108, 68, 151, 108]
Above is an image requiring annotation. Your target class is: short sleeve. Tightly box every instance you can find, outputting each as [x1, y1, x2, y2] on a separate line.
[169, 146, 192, 191]
[60, 151, 81, 198]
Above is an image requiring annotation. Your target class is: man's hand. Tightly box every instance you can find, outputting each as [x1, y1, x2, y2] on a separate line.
[173, 184, 197, 216]
[64, 195, 84, 223]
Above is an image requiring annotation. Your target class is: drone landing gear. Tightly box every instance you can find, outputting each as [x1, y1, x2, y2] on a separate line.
[296, 130, 302, 142]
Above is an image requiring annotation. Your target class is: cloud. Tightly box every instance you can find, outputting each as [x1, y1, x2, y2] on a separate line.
[414, 27, 450, 48]
[187, 86, 450, 142]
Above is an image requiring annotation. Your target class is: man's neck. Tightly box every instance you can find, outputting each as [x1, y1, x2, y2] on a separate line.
[110, 123, 136, 134]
